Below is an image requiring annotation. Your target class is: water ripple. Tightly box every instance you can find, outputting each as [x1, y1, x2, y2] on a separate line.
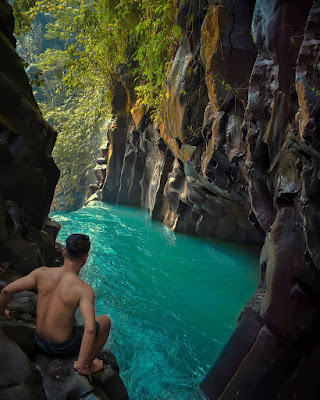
[51, 202, 259, 400]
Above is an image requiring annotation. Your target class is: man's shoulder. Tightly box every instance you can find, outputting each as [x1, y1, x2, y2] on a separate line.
[77, 283, 94, 303]
[35, 266, 51, 276]
[76, 278, 94, 295]
[36, 266, 63, 279]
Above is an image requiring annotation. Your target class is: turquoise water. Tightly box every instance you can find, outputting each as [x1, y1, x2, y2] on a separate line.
[51, 202, 260, 400]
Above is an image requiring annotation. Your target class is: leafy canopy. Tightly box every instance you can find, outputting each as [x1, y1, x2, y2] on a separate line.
[13, 0, 181, 110]
[12, 0, 181, 208]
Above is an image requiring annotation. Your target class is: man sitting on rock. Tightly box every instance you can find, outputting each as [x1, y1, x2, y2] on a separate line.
[0, 233, 111, 380]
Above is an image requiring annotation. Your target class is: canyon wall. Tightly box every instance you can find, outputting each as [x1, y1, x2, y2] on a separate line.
[0, 0, 59, 274]
[91, 0, 320, 398]
[90, 3, 261, 245]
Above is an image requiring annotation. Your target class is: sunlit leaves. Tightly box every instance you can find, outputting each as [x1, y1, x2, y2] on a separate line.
[13, 0, 181, 112]
[12, 0, 182, 206]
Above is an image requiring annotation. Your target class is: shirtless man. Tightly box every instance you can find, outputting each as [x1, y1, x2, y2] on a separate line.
[0, 234, 111, 380]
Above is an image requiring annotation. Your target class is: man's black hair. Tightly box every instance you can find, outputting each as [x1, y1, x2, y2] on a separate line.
[65, 234, 91, 260]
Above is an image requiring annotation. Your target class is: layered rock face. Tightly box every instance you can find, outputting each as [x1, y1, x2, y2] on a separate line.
[91, 2, 261, 245]
[92, 0, 320, 398]
[0, 0, 60, 274]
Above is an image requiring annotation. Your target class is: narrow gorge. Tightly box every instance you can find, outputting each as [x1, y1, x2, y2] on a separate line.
[1, 0, 320, 399]
[89, 1, 320, 398]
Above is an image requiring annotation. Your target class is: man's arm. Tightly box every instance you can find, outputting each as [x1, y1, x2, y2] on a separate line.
[0, 269, 39, 317]
[74, 286, 96, 377]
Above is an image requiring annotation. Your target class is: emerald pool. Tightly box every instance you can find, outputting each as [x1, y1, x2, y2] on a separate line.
[51, 201, 260, 400]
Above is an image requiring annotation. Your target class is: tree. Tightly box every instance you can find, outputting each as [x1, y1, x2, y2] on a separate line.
[12, 0, 181, 208]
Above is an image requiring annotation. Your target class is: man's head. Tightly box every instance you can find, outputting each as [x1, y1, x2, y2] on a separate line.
[65, 234, 91, 262]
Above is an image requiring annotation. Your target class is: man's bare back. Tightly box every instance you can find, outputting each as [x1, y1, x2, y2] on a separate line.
[0, 234, 111, 379]
[35, 266, 92, 343]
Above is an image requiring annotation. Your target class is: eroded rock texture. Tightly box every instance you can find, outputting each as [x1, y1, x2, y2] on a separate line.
[92, 0, 320, 398]
[0, 0, 60, 275]
[91, 1, 260, 245]
[200, 1, 320, 399]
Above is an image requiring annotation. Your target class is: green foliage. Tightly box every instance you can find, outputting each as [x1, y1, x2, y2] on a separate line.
[221, 80, 239, 96]
[11, 0, 36, 34]
[48, 83, 108, 201]
[312, 86, 320, 97]
[13, 0, 181, 110]
[12, 0, 181, 207]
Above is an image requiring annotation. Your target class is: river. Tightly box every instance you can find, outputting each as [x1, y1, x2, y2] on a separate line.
[51, 201, 260, 400]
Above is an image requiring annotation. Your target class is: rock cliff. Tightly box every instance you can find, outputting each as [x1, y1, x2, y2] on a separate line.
[90, 1, 261, 245]
[0, 0, 60, 274]
[90, 0, 320, 398]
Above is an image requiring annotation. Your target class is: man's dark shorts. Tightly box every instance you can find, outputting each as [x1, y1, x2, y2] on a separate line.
[35, 321, 100, 357]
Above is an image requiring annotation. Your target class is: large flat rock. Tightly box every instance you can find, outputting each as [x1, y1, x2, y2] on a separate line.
[35, 351, 129, 400]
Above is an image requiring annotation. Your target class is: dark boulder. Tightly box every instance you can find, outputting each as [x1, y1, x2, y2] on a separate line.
[0, 329, 45, 399]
